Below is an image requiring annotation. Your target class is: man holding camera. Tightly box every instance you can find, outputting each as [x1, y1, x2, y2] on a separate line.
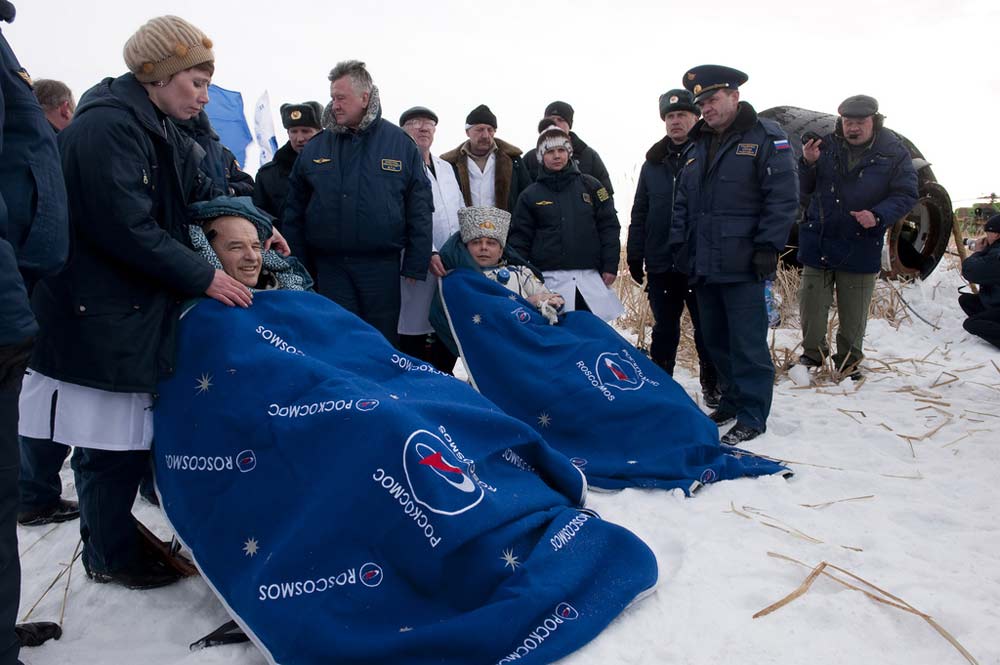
[960, 214, 1000, 349]
[797, 95, 918, 379]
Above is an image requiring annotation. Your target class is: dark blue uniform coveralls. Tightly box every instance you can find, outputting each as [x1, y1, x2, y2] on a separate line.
[0, 3, 69, 660]
[671, 103, 798, 431]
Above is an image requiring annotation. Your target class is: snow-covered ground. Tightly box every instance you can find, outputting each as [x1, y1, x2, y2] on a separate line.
[15, 263, 999, 665]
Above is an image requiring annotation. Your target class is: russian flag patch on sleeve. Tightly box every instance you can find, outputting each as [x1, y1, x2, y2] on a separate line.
[773, 139, 790, 150]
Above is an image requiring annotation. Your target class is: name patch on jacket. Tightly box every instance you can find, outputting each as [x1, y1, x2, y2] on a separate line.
[535, 200, 554, 206]
[736, 143, 758, 157]
[581, 192, 592, 204]
[312, 158, 332, 164]
[596, 187, 610, 202]
[381, 159, 402, 172]
[773, 139, 791, 151]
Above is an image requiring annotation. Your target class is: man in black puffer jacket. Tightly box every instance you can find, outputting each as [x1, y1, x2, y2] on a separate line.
[523, 101, 614, 195]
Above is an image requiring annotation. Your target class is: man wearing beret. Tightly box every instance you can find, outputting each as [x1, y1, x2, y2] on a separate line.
[441, 104, 531, 212]
[397, 106, 464, 372]
[523, 101, 614, 194]
[283, 61, 433, 345]
[958, 215, 1000, 349]
[253, 101, 322, 221]
[628, 89, 719, 407]
[670, 65, 798, 445]
[798, 95, 918, 378]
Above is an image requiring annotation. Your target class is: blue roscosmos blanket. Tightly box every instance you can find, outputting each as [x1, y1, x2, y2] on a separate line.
[440, 269, 789, 493]
[153, 290, 657, 665]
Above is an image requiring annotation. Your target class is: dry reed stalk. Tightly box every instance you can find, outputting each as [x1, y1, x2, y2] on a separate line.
[930, 372, 960, 389]
[915, 398, 951, 407]
[59, 538, 82, 626]
[726, 503, 827, 545]
[942, 433, 971, 449]
[18, 524, 60, 558]
[962, 409, 997, 418]
[799, 495, 875, 509]
[757, 552, 980, 665]
[21, 547, 82, 622]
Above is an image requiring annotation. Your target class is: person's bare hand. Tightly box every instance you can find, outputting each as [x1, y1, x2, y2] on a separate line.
[850, 210, 877, 229]
[973, 236, 989, 253]
[601, 272, 616, 287]
[429, 254, 446, 277]
[205, 269, 253, 307]
[264, 227, 291, 256]
[802, 138, 822, 165]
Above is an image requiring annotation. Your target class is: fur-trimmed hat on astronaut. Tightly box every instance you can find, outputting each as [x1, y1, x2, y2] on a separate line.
[458, 206, 511, 248]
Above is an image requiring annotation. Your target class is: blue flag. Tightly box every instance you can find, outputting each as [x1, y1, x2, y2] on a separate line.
[206, 84, 253, 167]
[153, 290, 658, 665]
[440, 269, 790, 492]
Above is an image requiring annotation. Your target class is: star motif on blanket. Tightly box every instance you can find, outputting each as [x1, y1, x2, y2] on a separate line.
[195, 373, 213, 394]
[501, 548, 521, 571]
[472, 314, 482, 324]
[537, 412, 552, 428]
[243, 537, 259, 557]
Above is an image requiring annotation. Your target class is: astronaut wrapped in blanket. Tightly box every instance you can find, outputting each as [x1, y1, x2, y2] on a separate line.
[440, 206, 564, 324]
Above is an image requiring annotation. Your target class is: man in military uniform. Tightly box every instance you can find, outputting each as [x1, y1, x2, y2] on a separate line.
[2, 0, 70, 656]
[253, 101, 322, 222]
[628, 89, 719, 407]
[797, 95, 918, 378]
[670, 65, 798, 445]
[283, 61, 432, 345]
[523, 101, 614, 195]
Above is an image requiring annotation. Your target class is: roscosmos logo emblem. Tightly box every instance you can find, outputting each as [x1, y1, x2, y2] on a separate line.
[402, 429, 484, 516]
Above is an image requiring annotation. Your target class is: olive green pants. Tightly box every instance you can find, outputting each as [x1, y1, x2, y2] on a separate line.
[799, 266, 877, 370]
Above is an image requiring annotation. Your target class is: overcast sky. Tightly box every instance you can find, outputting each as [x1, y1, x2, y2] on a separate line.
[7, 0, 999, 209]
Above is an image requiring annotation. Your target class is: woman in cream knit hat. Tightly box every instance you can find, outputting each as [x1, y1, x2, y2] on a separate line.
[21, 15, 286, 591]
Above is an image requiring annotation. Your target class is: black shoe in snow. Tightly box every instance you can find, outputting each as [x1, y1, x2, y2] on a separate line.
[796, 354, 821, 368]
[721, 422, 763, 446]
[703, 388, 722, 409]
[15, 621, 62, 647]
[17, 499, 79, 526]
[84, 557, 181, 590]
[709, 409, 737, 427]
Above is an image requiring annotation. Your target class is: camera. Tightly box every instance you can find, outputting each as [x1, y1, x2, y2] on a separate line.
[963, 238, 978, 249]
[801, 131, 821, 144]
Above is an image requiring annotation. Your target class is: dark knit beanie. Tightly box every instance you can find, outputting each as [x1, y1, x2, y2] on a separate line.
[466, 104, 497, 129]
[543, 101, 574, 127]
[124, 15, 214, 83]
